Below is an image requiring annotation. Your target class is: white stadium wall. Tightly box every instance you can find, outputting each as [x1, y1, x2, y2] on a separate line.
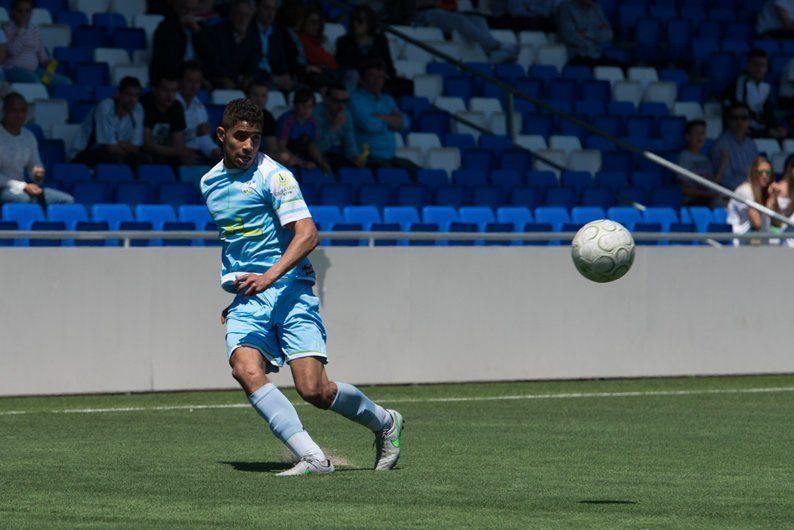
[0, 247, 792, 396]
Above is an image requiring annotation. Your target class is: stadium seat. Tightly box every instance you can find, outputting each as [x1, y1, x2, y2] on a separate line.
[111, 0, 147, 23]
[396, 185, 429, 210]
[72, 26, 108, 50]
[560, 171, 593, 192]
[338, 167, 374, 186]
[96, 163, 134, 183]
[471, 186, 502, 210]
[74, 61, 110, 85]
[498, 150, 532, 175]
[357, 184, 393, 209]
[459, 206, 495, 230]
[595, 171, 629, 191]
[490, 169, 522, 189]
[309, 205, 342, 230]
[158, 183, 198, 207]
[643, 207, 679, 230]
[320, 183, 355, 208]
[38, 139, 66, 169]
[532, 149, 566, 175]
[497, 206, 534, 231]
[567, 150, 602, 175]
[47, 204, 88, 230]
[416, 169, 449, 189]
[343, 206, 381, 229]
[651, 187, 684, 208]
[383, 206, 420, 230]
[452, 169, 487, 188]
[422, 206, 458, 231]
[138, 165, 177, 186]
[134, 205, 176, 232]
[300, 168, 334, 186]
[72, 181, 112, 207]
[613, 81, 643, 107]
[116, 181, 155, 206]
[93, 12, 126, 31]
[571, 206, 605, 225]
[534, 206, 569, 231]
[2, 204, 44, 230]
[39, 23, 71, 49]
[52, 163, 91, 190]
[607, 206, 643, 229]
[179, 165, 211, 187]
[544, 187, 577, 208]
[433, 185, 468, 208]
[178, 205, 212, 230]
[509, 186, 540, 209]
[444, 133, 477, 151]
[593, 66, 624, 85]
[29, 221, 65, 247]
[73, 0, 112, 19]
[374, 168, 411, 186]
[212, 89, 246, 105]
[91, 204, 133, 230]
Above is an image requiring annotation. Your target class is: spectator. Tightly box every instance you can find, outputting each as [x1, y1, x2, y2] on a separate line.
[314, 84, 363, 170]
[0, 93, 73, 205]
[176, 61, 221, 163]
[710, 103, 760, 192]
[349, 61, 416, 173]
[277, 88, 330, 172]
[73, 77, 148, 167]
[2, 0, 69, 85]
[726, 156, 774, 239]
[246, 81, 286, 162]
[205, 0, 261, 90]
[557, 0, 614, 67]
[335, 5, 413, 98]
[298, 7, 337, 72]
[140, 74, 198, 165]
[724, 49, 786, 140]
[769, 154, 794, 245]
[778, 57, 794, 110]
[677, 120, 726, 207]
[254, 0, 296, 91]
[150, 0, 213, 84]
[757, 0, 794, 39]
[414, 0, 518, 64]
[487, 0, 561, 32]
[0, 27, 7, 82]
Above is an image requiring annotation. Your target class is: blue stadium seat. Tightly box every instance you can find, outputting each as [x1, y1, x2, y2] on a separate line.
[72, 181, 112, 207]
[426, 61, 457, 80]
[651, 186, 684, 207]
[444, 133, 477, 151]
[158, 183, 198, 207]
[681, 5, 706, 27]
[112, 28, 147, 54]
[68, 100, 94, 124]
[626, 116, 655, 139]
[118, 220, 153, 247]
[665, 19, 692, 62]
[357, 183, 393, 209]
[534, 207, 569, 231]
[631, 171, 663, 191]
[580, 187, 613, 209]
[300, 168, 334, 186]
[509, 186, 540, 209]
[561, 65, 592, 82]
[72, 26, 108, 49]
[309, 205, 342, 230]
[546, 78, 577, 101]
[585, 136, 618, 154]
[320, 183, 355, 208]
[47, 204, 88, 230]
[528, 64, 558, 83]
[93, 12, 126, 31]
[495, 63, 525, 82]
[29, 221, 65, 247]
[160, 221, 195, 247]
[0, 221, 17, 247]
[383, 206, 419, 230]
[643, 207, 679, 230]
[525, 170, 558, 190]
[618, 3, 647, 39]
[490, 169, 521, 189]
[707, 52, 736, 96]
[444, 75, 474, 100]
[615, 187, 648, 205]
[592, 115, 623, 138]
[135, 205, 177, 230]
[52, 163, 91, 190]
[633, 18, 661, 62]
[607, 101, 636, 117]
[369, 222, 401, 247]
[544, 187, 577, 208]
[706, 222, 732, 233]
[396, 185, 429, 210]
[51, 85, 93, 106]
[633, 222, 663, 245]
[561, 171, 593, 192]
[416, 169, 449, 189]
[343, 206, 381, 229]
[400, 95, 432, 115]
[479, 134, 512, 155]
[638, 102, 669, 118]
[595, 171, 629, 190]
[452, 169, 487, 187]
[471, 186, 502, 209]
[461, 149, 493, 173]
[2, 204, 44, 229]
[74, 61, 110, 86]
[515, 78, 543, 102]
[448, 221, 479, 246]
[91, 204, 133, 230]
[329, 223, 365, 247]
[116, 181, 155, 206]
[522, 113, 553, 136]
[179, 165, 211, 186]
[339, 167, 374, 185]
[55, 10, 89, 32]
[178, 205, 212, 230]
[433, 185, 468, 208]
[483, 222, 515, 246]
[571, 206, 605, 225]
[408, 223, 439, 247]
[73, 221, 110, 247]
[575, 100, 606, 118]
[659, 116, 687, 150]
[579, 79, 611, 103]
[138, 165, 177, 186]
[38, 139, 65, 170]
[459, 206, 495, 230]
[422, 206, 458, 231]
[680, 206, 713, 233]
[607, 206, 643, 229]
[38, 0, 66, 15]
[602, 152, 633, 173]
[375, 168, 411, 186]
[96, 163, 134, 183]
[497, 206, 533, 231]
[94, 84, 117, 101]
[418, 111, 449, 137]
[498, 150, 532, 175]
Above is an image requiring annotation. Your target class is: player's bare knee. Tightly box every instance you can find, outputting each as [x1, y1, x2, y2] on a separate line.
[296, 381, 333, 409]
[231, 360, 264, 387]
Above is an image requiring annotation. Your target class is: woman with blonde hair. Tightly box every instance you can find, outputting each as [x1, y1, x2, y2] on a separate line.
[726, 156, 776, 240]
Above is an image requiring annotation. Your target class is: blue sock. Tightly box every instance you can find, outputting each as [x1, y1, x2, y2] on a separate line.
[249, 383, 324, 460]
[330, 382, 392, 432]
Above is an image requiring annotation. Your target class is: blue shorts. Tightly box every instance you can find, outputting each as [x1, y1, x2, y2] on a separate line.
[225, 281, 327, 372]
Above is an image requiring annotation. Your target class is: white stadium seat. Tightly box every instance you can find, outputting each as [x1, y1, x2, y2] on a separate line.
[265, 91, 287, 112]
[535, 44, 567, 71]
[489, 111, 522, 136]
[112, 64, 148, 86]
[110, 0, 147, 25]
[133, 14, 164, 48]
[549, 135, 582, 156]
[395, 146, 424, 166]
[323, 23, 346, 54]
[452, 111, 486, 140]
[783, 139, 794, 153]
[469, 97, 503, 116]
[643, 81, 678, 110]
[703, 102, 723, 117]
[519, 31, 549, 47]
[387, 36, 405, 61]
[594, 66, 624, 85]
[393, 132, 405, 149]
[0, 7, 8, 22]
[434, 96, 466, 114]
[426, 147, 461, 174]
[491, 29, 518, 47]
[705, 117, 722, 139]
[94, 47, 130, 69]
[435, 40, 466, 62]
[772, 152, 788, 174]
[9, 83, 49, 102]
[612, 81, 644, 107]
[394, 60, 427, 80]
[627, 66, 659, 89]
[517, 44, 536, 68]
[404, 42, 444, 64]
[31, 8, 52, 25]
[515, 134, 548, 151]
[39, 24, 72, 50]
[70, 0, 111, 19]
[31, 99, 68, 132]
[533, 149, 567, 175]
[50, 123, 82, 159]
[132, 49, 150, 66]
[754, 138, 781, 156]
[212, 89, 246, 106]
[673, 102, 704, 121]
[567, 149, 602, 175]
[407, 132, 442, 156]
[413, 74, 443, 100]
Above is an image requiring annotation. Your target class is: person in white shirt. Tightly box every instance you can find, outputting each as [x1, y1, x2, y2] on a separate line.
[757, 0, 794, 38]
[769, 154, 794, 246]
[175, 60, 220, 162]
[0, 92, 73, 205]
[726, 156, 775, 242]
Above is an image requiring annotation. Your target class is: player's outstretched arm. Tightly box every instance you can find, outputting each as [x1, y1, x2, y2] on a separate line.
[234, 218, 319, 296]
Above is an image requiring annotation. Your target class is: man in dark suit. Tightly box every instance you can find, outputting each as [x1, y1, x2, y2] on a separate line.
[205, 0, 262, 89]
[149, 0, 213, 83]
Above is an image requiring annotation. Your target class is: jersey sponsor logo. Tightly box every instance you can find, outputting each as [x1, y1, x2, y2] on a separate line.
[272, 171, 299, 199]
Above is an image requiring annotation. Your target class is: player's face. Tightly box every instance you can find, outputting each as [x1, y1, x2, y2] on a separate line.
[247, 85, 268, 110]
[117, 86, 141, 113]
[1, 97, 27, 130]
[219, 121, 262, 170]
[181, 70, 203, 99]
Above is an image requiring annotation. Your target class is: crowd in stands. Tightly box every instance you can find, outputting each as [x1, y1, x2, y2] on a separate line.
[1, 0, 794, 244]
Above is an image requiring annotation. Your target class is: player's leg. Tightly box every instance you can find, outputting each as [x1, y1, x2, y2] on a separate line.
[229, 347, 330, 472]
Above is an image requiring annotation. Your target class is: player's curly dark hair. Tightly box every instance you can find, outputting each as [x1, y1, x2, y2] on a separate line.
[221, 98, 264, 130]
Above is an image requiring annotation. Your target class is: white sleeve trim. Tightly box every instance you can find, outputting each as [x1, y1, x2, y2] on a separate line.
[279, 210, 312, 226]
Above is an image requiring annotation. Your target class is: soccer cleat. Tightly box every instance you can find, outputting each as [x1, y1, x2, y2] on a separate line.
[276, 457, 334, 476]
[374, 409, 404, 471]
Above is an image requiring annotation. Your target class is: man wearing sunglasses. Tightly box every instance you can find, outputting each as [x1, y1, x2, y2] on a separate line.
[710, 102, 760, 192]
[314, 84, 363, 171]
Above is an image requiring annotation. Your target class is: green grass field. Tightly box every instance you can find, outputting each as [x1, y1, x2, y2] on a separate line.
[2, 375, 793, 528]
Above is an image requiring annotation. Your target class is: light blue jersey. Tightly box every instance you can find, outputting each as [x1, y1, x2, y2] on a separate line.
[200, 153, 315, 293]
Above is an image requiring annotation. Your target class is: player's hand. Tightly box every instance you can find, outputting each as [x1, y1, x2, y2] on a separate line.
[24, 183, 43, 197]
[234, 272, 276, 296]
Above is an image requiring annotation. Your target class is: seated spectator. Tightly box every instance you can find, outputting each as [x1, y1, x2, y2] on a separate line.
[254, 0, 297, 91]
[757, 0, 794, 39]
[176, 61, 221, 163]
[277, 88, 331, 173]
[724, 49, 786, 140]
[150, 0, 213, 84]
[487, 0, 561, 32]
[769, 154, 794, 245]
[778, 57, 794, 110]
[0, 93, 73, 205]
[349, 61, 416, 173]
[0, 27, 7, 82]
[677, 120, 726, 207]
[727, 156, 774, 239]
[298, 7, 337, 72]
[73, 77, 148, 167]
[2, 0, 69, 85]
[335, 5, 413, 98]
[414, 0, 518, 64]
[140, 74, 198, 165]
[205, 0, 261, 90]
[710, 103, 760, 192]
[246, 81, 287, 162]
[314, 84, 364, 171]
[557, 0, 614, 68]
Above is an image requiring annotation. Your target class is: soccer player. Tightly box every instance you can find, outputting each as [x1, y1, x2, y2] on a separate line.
[201, 99, 403, 476]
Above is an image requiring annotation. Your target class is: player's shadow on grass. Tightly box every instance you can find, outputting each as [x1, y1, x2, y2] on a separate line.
[578, 500, 637, 505]
[220, 461, 372, 473]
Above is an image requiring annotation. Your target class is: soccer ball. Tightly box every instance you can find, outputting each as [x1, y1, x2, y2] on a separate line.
[571, 220, 635, 283]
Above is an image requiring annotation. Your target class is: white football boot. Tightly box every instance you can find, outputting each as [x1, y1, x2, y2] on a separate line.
[374, 409, 404, 470]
